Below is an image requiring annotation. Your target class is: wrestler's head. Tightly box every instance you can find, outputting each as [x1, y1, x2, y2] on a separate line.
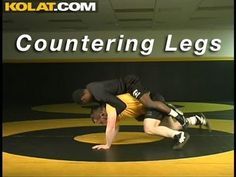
[72, 89, 93, 104]
[91, 105, 107, 125]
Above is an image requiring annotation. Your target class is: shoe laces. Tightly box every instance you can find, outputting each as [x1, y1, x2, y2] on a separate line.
[196, 115, 206, 125]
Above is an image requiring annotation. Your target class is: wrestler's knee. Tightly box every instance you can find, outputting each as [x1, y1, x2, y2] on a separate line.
[143, 120, 159, 135]
[144, 126, 155, 135]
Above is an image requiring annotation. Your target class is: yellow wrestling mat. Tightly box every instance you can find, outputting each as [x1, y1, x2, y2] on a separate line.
[3, 102, 234, 177]
[3, 118, 233, 177]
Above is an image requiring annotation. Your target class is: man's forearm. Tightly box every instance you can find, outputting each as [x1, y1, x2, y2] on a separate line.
[105, 126, 119, 147]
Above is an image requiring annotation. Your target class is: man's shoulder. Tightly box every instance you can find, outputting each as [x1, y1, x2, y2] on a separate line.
[87, 82, 104, 90]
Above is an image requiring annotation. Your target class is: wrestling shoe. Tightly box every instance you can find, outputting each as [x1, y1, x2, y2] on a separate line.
[168, 104, 189, 128]
[173, 132, 190, 150]
[196, 113, 211, 132]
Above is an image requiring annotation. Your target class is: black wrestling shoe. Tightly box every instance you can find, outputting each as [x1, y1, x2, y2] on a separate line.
[176, 114, 189, 129]
[168, 104, 189, 128]
[173, 132, 190, 150]
[167, 104, 183, 115]
[196, 113, 211, 132]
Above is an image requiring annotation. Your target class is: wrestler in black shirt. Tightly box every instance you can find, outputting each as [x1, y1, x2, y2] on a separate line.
[72, 75, 188, 127]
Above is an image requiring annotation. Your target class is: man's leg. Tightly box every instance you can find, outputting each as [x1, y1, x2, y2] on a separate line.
[123, 75, 170, 113]
[123, 75, 188, 127]
[143, 118, 181, 138]
[140, 93, 171, 113]
[161, 114, 210, 130]
[143, 103, 190, 151]
[139, 93, 188, 127]
[143, 118, 190, 150]
[186, 113, 211, 131]
[160, 116, 183, 130]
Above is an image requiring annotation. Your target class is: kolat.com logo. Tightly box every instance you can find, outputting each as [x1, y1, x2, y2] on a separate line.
[4, 1, 96, 12]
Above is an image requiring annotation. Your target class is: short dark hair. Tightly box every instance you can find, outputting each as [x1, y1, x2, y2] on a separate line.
[72, 89, 85, 104]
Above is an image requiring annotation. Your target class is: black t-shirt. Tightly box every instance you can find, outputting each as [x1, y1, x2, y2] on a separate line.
[86, 78, 127, 114]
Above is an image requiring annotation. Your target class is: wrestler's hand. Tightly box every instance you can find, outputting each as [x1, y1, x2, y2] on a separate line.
[92, 144, 110, 150]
